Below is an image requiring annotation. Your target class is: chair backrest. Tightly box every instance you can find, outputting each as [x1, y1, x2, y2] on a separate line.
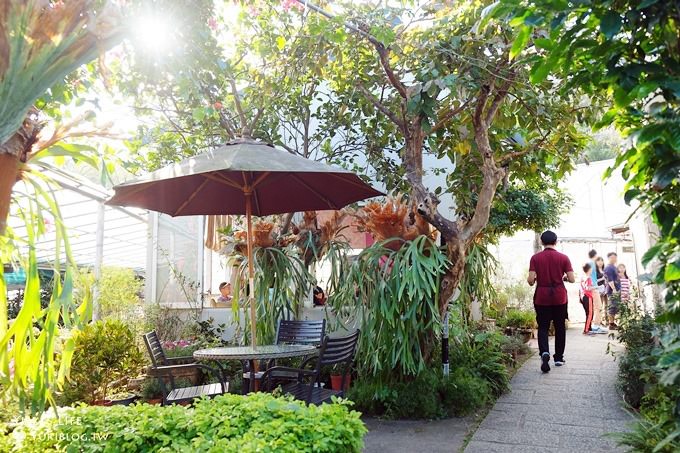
[143, 331, 168, 367]
[318, 330, 360, 368]
[276, 319, 326, 346]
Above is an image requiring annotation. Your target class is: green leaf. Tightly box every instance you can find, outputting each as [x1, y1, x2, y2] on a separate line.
[599, 11, 622, 39]
[529, 56, 554, 83]
[641, 243, 662, 266]
[664, 260, 680, 281]
[634, 123, 665, 147]
[533, 38, 553, 50]
[623, 189, 640, 205]
[276, 36, 286, 51]
[510, 25, 532, 60]
[637, 0, 659, 9]
[652, 163, 680, 190]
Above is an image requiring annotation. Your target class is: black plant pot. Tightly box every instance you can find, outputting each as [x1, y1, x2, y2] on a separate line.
[110, 394, 138, 406]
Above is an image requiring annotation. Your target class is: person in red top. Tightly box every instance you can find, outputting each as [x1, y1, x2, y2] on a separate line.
[527, 231, 575, 373]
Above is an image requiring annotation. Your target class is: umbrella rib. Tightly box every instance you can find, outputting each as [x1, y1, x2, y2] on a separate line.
[251, 171, 271, 189]
[202, 173, 243, 190]
[290, 174, 338, 210]
[250, 172, 270, 215]
[106, 182, 150, 204]
[326, 172, 380, 192]
[174, 178, 210, 216]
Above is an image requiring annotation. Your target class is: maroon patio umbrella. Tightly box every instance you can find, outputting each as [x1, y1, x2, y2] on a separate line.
[107, 138, 383, 346]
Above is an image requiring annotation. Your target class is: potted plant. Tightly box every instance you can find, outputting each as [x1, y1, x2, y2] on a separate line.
[329, 365, 352, 392]
[140, 378, 163, 405]
[498, 309, 537, 343]
[108, 391, 138, 406]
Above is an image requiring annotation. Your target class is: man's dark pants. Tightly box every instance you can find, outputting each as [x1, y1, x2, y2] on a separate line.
[534, 303, 568, 361]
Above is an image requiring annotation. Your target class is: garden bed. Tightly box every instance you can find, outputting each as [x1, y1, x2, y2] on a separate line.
[1, 393, 366, 452]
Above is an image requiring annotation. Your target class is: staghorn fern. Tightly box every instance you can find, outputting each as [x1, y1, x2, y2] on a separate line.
[0, 0, 122, 146]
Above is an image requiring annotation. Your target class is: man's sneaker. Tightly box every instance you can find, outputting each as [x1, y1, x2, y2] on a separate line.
[541, 352, 551, 373]
[592, 325, 608, 334]
[554, 359, 565, 366]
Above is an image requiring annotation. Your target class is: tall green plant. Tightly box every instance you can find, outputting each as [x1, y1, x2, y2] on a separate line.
[232, 246, 313, 345]
[456, 242, 498, 319]
[332, 236, 449, 381]
[0, 171, 91, 416]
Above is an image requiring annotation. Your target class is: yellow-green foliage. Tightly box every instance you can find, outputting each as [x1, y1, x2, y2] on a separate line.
[4, 393, 367, 452]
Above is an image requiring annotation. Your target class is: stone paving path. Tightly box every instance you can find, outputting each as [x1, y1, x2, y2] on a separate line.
[465, 327, 635, 452]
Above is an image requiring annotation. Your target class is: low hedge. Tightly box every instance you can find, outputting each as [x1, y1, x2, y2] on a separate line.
[3, 393, 366, 452]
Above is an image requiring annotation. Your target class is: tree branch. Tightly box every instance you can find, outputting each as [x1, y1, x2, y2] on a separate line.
[497, 130, 550, 166]
[356, 84, 406, 131]
[431, 98, 473, 133]
[229, 78, 248, 135]
[485, 78, 512, 124]
[246, 108, 263, 137]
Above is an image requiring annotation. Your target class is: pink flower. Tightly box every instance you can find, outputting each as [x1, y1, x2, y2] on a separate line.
[207, 17, 218, 31]
[281, 0, 304, 11]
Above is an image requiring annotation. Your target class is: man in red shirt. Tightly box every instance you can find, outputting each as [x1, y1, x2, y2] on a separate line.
[527, 231, 575, 373]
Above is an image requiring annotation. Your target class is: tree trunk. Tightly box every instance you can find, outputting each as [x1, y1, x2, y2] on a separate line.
[0, 154, 20, 235]
[0, 112, 42, 235]
[438, 238, 466, 318]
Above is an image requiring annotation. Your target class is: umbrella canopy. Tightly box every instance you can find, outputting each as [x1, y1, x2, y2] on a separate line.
[107, 139, 382, 216]
[107, 138, 382, 347]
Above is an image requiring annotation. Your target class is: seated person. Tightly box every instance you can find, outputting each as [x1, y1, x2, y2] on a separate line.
[216, 282, 232, 304]
[313, 286, 326, 306]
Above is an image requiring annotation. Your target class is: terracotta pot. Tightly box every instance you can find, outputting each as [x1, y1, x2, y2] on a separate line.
[93, 399, 112, 406]
[330, 374, 351, 392]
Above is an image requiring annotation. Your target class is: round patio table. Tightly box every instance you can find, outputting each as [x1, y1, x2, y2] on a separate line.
[193, 344, 318, 393]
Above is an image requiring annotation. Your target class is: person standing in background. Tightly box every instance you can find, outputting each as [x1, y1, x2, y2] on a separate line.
[528, 231, 575, 373]
[618, 263, 631, 303]
[604, 252, 621, 330]
[595, 257, 609, 327]
[580, 263, 597, 335]
[587, 250, 607, 333]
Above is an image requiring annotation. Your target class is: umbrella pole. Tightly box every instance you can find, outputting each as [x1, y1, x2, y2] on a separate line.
[245, 192, 257, 348]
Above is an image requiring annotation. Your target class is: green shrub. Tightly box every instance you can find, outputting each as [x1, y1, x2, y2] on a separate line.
[348, 367, 491, 419]
[612, 307, 657, 408]
[496, 309, 536, 330]
[59, 320, 145, 405]
[4, 393, 367, 452]
[450, 331, 511, 396]
[439, 368, 491, 416]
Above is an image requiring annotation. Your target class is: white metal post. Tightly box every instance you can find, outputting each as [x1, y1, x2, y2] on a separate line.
[196, 216, 205, 311]
[92, 202, 105, 321]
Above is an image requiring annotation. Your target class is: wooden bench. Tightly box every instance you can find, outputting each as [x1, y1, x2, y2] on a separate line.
[143, 331, 229, 405]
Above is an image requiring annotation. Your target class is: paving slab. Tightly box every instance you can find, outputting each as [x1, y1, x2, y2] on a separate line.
[464, 327, 635, 453]
[363, 416, 473, 453]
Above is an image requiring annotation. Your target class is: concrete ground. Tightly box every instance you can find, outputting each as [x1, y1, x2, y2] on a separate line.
[363, 416, 474, 453]
[362, 326, 634, 453]
[465, 326, 635, 452]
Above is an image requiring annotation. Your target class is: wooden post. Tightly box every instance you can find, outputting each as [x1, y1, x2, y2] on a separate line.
[245, 191, 257, 348]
